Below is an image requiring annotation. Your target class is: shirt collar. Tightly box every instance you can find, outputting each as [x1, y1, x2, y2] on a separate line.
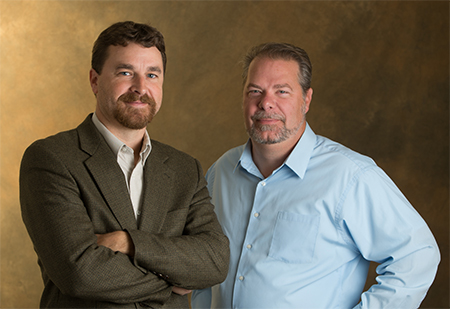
[234, 141, 262, 177]
[91, 113, 152, 165]
[235, 122, 316, 179]
[284, 123, 316, 178]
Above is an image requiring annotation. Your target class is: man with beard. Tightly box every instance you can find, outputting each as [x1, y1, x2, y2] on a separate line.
[20, 21, 229, 308]
[191, 43, 439, 308]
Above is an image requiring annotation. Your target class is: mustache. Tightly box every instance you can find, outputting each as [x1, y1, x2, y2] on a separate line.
[251, 111, 285, 122]
[119, 92, 154, 104]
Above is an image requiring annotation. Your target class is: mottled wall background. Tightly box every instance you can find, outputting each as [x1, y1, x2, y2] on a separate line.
[0, 1, 448, 308]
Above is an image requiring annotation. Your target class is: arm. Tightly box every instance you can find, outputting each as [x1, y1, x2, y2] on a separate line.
[96, 231, 135, 256]
[20, 141, 173, 305]
[128, 158, 230, 290]
[342, 167, 440, 308]
[96, 231, 192, 295]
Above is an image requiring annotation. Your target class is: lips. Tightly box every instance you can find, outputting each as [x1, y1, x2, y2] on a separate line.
[258, 118, 279, 125]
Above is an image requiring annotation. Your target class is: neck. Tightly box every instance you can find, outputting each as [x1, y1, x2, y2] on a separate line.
[95, 111, 146, 160]
[251, 126, 305, 179]
[110, 127, 146, 167]
[113, 128, 146, 156]
[250, 142, 291, 179]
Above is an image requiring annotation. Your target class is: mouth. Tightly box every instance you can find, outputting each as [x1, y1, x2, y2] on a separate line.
[257, 117, 280, 123]
[125, 100, 148, 106]
[252, 112, 285, 125]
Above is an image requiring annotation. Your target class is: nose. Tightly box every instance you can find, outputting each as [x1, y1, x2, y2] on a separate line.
[130, 75, 146, 95]
[258, 93, 274, 110]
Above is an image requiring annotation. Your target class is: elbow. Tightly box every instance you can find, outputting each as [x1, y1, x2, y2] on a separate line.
[186, 235, 230, 290]
[429, 243, 441, 276]
[423, 239, 441, 275]
[57, 270, 103, 300]
[54, 266, 124, 303]
[217, 238, 231, 283]
[206, 235, 231, 286]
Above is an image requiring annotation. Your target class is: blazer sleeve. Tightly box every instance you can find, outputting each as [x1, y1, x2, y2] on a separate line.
[128, 158, 230, 290]
[20, 140, 173, 306]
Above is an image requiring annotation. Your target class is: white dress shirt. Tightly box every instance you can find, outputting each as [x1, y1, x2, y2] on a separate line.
[92, 113, 151, 219]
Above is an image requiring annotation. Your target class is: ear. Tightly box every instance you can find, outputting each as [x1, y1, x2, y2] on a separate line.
[303, 88, 313, 113]
[89, 69, 99, 95]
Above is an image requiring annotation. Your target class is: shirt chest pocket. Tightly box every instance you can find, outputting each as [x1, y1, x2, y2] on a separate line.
[269, 211, 320, 263]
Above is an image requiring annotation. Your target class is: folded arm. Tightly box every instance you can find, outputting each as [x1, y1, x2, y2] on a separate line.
[128, 158, 230, 290]
[96, 231, 192, 295]
[20, 141, 173, 305]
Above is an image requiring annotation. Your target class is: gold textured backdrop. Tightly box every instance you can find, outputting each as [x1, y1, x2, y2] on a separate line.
[1, 1, 448, 308]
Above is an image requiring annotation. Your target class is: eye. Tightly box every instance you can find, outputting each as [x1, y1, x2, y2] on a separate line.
[278, 90, 289, 94]
[147, 73, 157, 79]
[248, 89, 262, 96]
[119, 71, 132, 76]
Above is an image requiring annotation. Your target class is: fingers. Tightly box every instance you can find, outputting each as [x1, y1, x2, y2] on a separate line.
[172, 286, 192, 296]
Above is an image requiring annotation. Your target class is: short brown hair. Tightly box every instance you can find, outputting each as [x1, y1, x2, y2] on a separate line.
[91, 21, 166, 74]
[242, 42, 312, 94]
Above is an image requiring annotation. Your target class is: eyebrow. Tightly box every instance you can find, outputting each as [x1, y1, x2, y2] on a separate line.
[274, 83, 293, 90]
[116, 64, 162, 74]
[247, 83, 262, 89]
[246, 83, 293, 90]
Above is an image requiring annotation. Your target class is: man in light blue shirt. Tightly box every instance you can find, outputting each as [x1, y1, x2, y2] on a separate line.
[191, 43, 440, 308]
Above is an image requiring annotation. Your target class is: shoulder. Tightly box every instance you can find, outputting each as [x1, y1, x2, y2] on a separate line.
[151, 140, 196, 162]
[210, 144, 245, 171]
[22, 115, 100, 168]
[150, 140, 203, 176]
[23, 128, 79, 158]
[23, 115, 96, 157]
[313, 135, 377, 172]
[206, 144, 245, 183]
[20, 127, 85, 180]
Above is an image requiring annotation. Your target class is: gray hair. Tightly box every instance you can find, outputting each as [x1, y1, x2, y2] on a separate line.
[242, 42, 312, 94]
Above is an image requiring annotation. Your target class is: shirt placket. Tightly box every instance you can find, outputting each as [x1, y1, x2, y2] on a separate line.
[233, 178, 268, 309]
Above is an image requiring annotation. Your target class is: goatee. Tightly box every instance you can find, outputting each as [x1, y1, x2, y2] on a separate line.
[247, 111, 302, 144]
[114, 92, 157, 130]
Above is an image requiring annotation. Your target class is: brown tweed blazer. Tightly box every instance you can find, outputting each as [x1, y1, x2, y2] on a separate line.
[20, 114, 229, 308]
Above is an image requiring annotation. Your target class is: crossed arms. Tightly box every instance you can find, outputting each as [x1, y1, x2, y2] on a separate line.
[96, 231, 191, 296]
[20, 137, 229, 306]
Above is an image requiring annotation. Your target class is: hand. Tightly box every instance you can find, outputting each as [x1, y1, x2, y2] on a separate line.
[96, 231, 135, 256]
[172, 286, 192, 296]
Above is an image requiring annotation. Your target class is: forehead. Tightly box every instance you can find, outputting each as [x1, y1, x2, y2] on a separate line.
[246, 57, 300, 84]
[104, 43, 163, 68]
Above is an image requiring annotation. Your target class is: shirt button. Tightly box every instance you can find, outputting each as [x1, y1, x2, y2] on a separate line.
[239, 276, 244, 281]
[254, 212, 260, 218]
[246, 244, 252, 249]
[261, 181, 266, 186]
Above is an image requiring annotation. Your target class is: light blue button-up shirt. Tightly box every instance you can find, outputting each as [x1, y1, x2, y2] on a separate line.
[191, 123, 439, 309]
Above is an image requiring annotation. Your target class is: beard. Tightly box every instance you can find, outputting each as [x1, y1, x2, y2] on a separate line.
[114, 92, 157, 130]
[246, 110, 304, 145]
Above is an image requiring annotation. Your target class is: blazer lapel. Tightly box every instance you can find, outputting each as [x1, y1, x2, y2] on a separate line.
[138, 142, 175, 232]
[77, 115, 137, 231]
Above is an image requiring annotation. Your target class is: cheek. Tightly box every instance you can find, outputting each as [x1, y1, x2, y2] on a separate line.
[151, 84, 163, 102]
[154, 101, 162, 114]
[99, 82, 123, 101]
[286, 106, 305, 126]
[243, 98, 258, 113]
[243, 103, 254, 123]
